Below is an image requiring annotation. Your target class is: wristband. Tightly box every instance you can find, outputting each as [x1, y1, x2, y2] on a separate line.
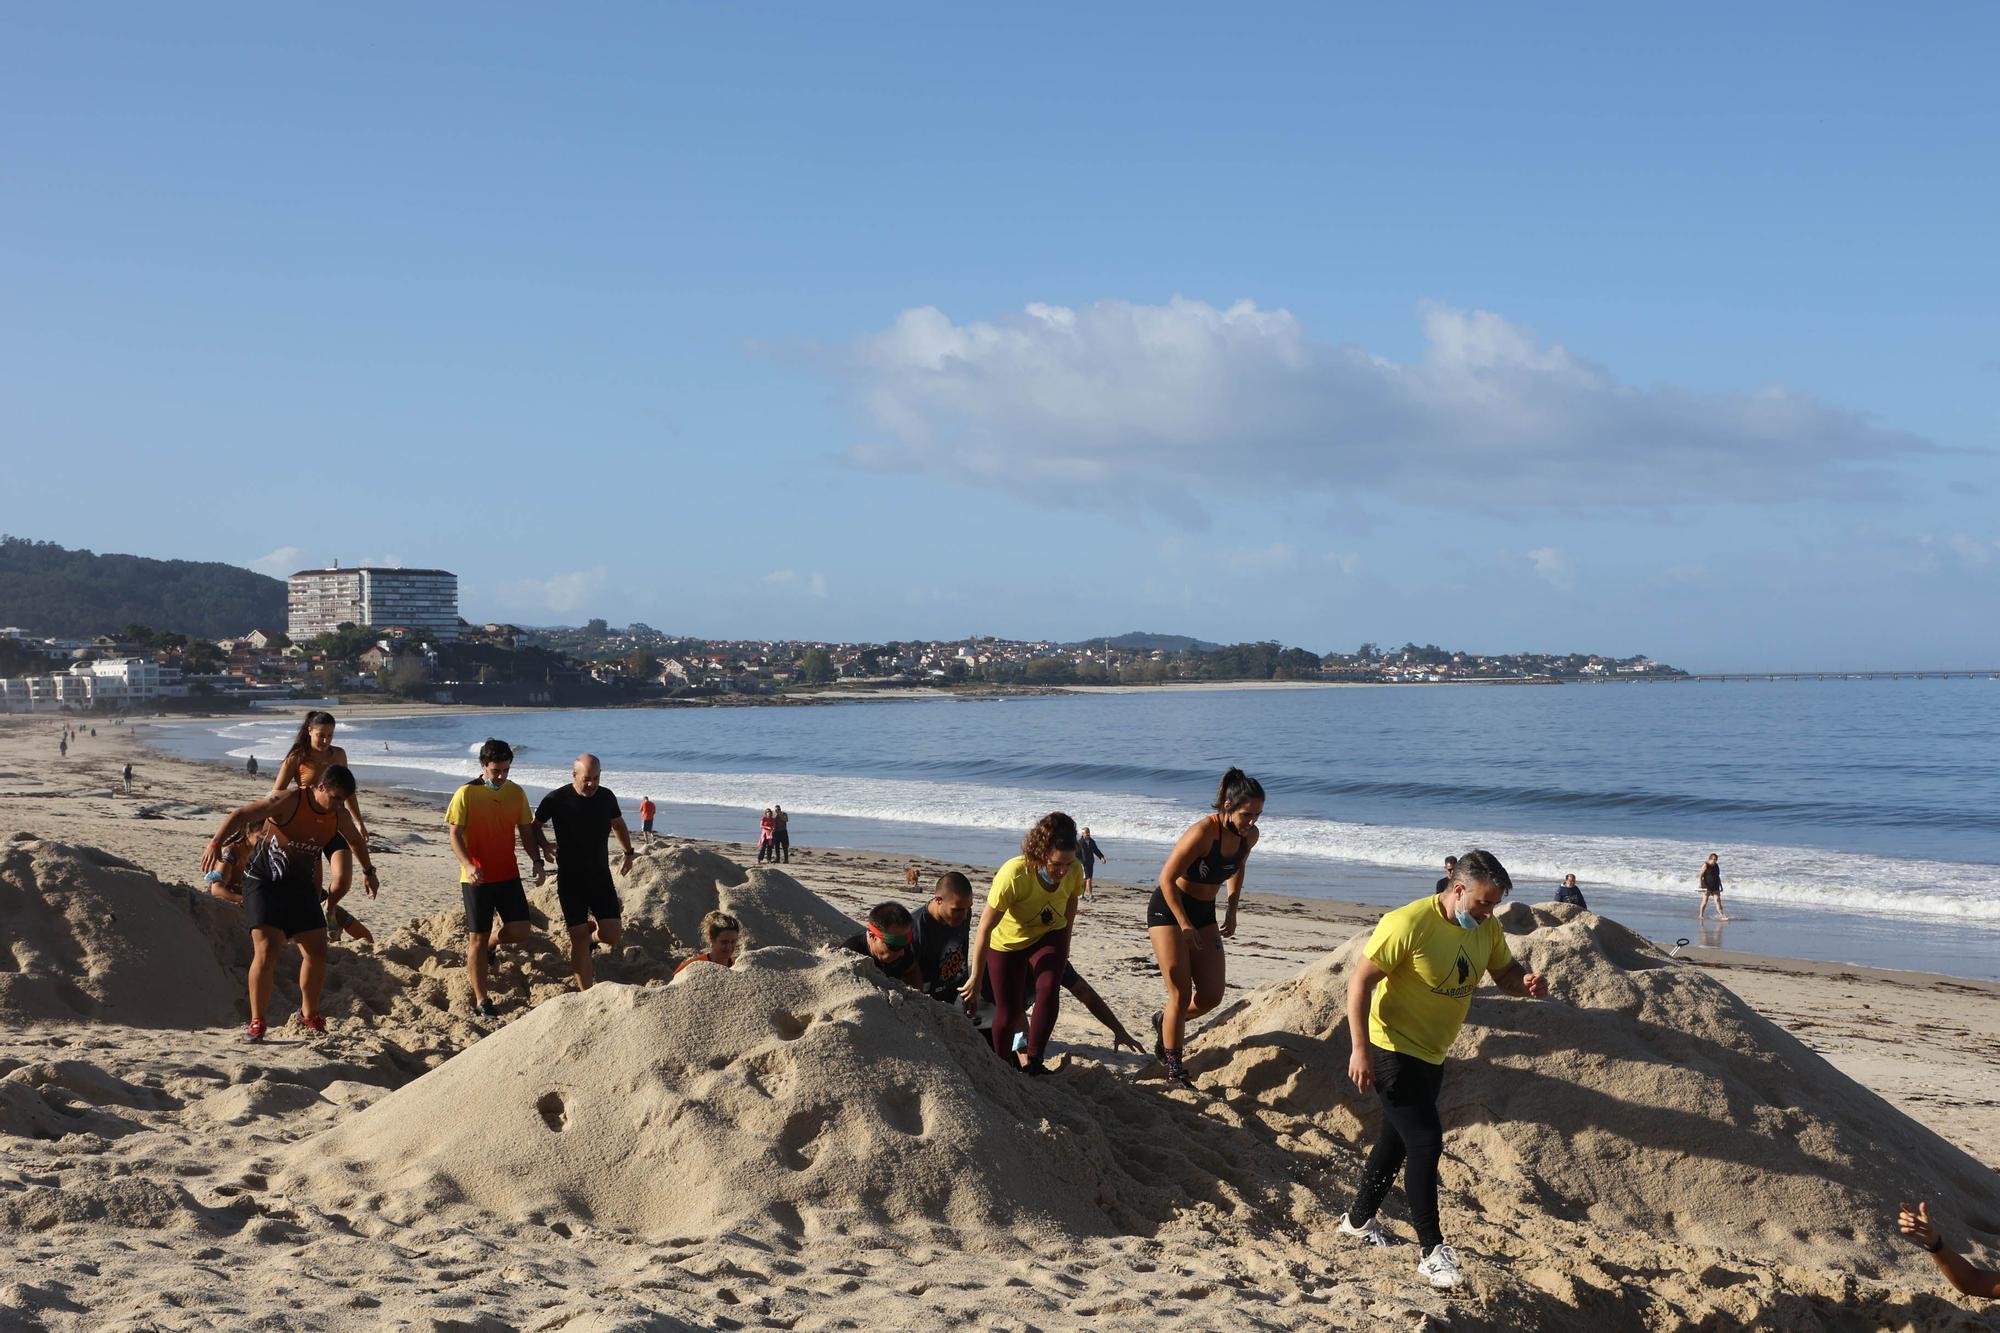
[1926, 1236, 1943, 1254]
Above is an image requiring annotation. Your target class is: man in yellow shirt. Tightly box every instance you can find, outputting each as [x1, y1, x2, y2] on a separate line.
[1338, 849, 1549, 1290]
[446, 738, 546, 1019]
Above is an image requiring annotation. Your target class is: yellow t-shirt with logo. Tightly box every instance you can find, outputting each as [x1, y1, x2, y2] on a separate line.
[445, 780, 534, 885]
[986, 855, 1081, 952]
[1364, 894, 1514, 1065]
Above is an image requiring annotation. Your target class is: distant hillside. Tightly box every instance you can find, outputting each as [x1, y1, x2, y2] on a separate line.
[0, 537, 287, 640]
[1068, 631, 1226, 653]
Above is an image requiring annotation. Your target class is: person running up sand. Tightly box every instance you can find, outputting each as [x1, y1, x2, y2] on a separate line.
[673, 910, 742, 976]
[270, 711, 373, 942]
[448, 739, 545, 1018]
[844, 901, 922, 986]
[1899, 1201, 2000, 1298]
[1697, 852, 1729, 921]
[1148, 769, 1263, 1089]
[961, 812, 1084, 1076]
[910, 871, 973, 1002]
[534, 753, 636, 991]
[1077, 827, 1107, 903]
[202, 763, 378, 1042]
[987, 963, 1145, 1062]
[1339, 849, 1550, 1290]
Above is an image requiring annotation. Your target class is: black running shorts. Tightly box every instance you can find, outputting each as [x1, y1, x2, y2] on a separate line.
[1146, 887, 1219, 930]
[555, 874, 622, 928]
[243, 874, 327, 938]
[462, 878, 531, 935]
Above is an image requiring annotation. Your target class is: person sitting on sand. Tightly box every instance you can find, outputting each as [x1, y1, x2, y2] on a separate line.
[534, 753, 637, 991]
[1899, 1201, 2000, 1298]
[1553, 873, 1587, 909]
[910, 871, 973, 1003]
[270, 711, 374, 944]
[202, 763, 379, 1042]
[1698, 852, 1729, 921]
[844, 901, 922, 986]
[961, 812, 1084, 1076]
[674, 910, 742, 976]
[1077, 826, 1107, 903]
[447, 738, 545, 1019]
[1148, 769, 1263, 1090]
[1339, 849, 1550, 1291]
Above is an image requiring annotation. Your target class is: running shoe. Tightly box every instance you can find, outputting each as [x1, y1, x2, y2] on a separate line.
[475, 998, 500, 1019]
[244, 1019, 266, 1044]
[1161, 1052, 1197, 1091]
[1021, 1058, 1050, 1077]
[300, 1013, 327, 1034]
[1416, 1244, 1462, 1289]
[1337, 1213, 1389, 1247]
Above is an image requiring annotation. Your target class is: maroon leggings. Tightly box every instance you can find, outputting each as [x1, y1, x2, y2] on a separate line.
[987, 931, 1068, 1061]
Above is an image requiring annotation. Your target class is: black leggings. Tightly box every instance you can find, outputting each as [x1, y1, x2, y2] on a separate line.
[1346, 1044, 1447, 1252]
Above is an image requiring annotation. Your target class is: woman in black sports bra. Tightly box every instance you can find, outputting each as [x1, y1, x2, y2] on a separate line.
[1147, 768, 1264, 1088]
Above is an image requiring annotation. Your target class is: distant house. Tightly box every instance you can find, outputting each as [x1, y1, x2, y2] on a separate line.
[358, 646, 396, 674]
[243, 629, 280, 650]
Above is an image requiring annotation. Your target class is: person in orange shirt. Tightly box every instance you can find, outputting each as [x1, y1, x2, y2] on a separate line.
[446, 739, 546, 1019]
[638, 795, 658, 844]
[673, 911, 742, 976]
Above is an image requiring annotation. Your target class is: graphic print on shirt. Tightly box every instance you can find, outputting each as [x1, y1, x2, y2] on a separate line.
[1430, 944, 1476, 998]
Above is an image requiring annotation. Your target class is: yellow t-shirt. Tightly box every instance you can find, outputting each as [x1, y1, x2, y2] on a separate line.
[445, 780, 534, 885]
[1364, 894, 1514, 1065]
[986, 855, 1080, 952]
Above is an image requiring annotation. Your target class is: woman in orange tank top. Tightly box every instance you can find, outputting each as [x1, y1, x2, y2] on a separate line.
[204, 763, 378, 1043]
[271, 710, 374, 941]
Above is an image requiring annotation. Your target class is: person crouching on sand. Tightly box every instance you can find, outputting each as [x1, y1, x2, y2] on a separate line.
[203, 763, 379, 1042]
[1148, 769, 1263, 1090]
[447, 739, 545, 1020]
[674, 911, 742, 976]
[1899, 1201, 2000, 1299]
[1339, 849, 1551, 1291]
[961, 812, 1084, 1077]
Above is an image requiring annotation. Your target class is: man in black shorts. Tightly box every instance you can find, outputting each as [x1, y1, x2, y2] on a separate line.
[447, 738, 544, 1018]
[534, 753, 637, 990]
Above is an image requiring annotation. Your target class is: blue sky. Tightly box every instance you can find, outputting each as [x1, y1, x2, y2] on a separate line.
[3, 5, 1995, 670]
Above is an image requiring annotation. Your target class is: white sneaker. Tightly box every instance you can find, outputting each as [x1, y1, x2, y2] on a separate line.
[1337, 1213, 1388, 1247]
[1416, 1243, 1462, 1289]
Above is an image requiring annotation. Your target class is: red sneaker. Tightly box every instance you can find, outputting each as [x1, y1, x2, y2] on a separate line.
[300, 1013, 327, 1034]
[245, 1019, 266, 1043]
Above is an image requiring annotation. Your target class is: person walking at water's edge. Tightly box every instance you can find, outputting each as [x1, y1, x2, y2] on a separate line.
[638, 796, 657, 845]
[1148, 769, 1263, 1090]
[448, 739, 545, 1018]
[1697, 852, 1729, 921]
[1077, 827, 1107, 903]
[1339, 849, 1551, 1290]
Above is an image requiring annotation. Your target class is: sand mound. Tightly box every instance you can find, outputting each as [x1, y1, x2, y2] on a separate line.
[0, 832, 244, 1028]
[279, 948, 1279, 1246]
[621, 846, 857, 953]
[1191, 902, 2000, 1277]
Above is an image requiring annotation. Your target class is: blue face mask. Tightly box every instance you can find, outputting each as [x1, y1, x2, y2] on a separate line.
[1455, 909, 1479, 930]
[1037, 866, 1061, 887]
[485, 776, 506, 789]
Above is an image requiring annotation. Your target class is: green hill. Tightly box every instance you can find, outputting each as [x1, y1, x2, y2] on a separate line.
[0, 536, 287, 640]
[1067, 631, 1226, 653]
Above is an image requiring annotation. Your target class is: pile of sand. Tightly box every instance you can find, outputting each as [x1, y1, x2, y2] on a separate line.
[278, 947, 1284, 1247]
[0, 832, 244, 1028]
[620, 845, 860, 953]
[1190, 902, 2000, 1278]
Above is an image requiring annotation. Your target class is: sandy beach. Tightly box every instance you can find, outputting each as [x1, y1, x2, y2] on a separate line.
[2, 714, 1997, 1330]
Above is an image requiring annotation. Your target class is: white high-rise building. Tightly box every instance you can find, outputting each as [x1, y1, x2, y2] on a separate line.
[287, 565, 459, 641]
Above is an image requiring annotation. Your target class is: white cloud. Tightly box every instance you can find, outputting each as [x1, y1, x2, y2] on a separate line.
[839, 298, 1929, 509]
[762, 569, 828, 597]
[1948, 534, 1998, 568]
[1224, 543, 1297, 571]
[1527, 546, 1574, 589]
[1325, 552, 1362, 576]
[501, 567, 607, 615]
[247, 546, 306, 577]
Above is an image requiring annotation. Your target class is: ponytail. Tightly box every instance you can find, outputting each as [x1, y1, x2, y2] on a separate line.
[287, 710, 337, 758]
[1212, 767, 1265, 813]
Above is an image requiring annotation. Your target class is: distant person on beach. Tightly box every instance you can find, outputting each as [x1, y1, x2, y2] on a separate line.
[121, 762, 133, 790]
[202, 763, 378, 1042]
[757, 807, 776, 862]
[1435, 855, 1457, 894]
[245, 755, 258, 777]
[1698, 852, 1729, 921]
[773, 805, 791, 862]
[1899, 1201, 2000, 1298]
[448, 738, 544, 1018]
[1148, 769, 1263, 1090]
[59, 738, 66, 757]
[271, 712, 372, 941]
[638, 796, 657, 843]
[1554, 874, 1587, 909]
[910, 871, 973, 1002]
[1077, 826, 1107, 903]
[533, 754, 636, 991]
[673, 910, 742, 976]
[843, 901, 921, 985]
[961, 812, 1084, 1076]
[1339, 849, 1550, 1290]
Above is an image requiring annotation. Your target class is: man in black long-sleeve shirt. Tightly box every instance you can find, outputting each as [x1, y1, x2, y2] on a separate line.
[909, 872, 973, 1002]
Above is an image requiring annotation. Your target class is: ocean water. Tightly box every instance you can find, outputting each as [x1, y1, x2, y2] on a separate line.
[149, 680, 2000, 980]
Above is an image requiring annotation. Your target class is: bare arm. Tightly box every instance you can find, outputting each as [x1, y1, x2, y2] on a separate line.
[1155, 821, 1213, 934]
[1220, 827, 1258, 939]
[333, 805, 381, 896]
[203, 792, 293, 870]
[1346, 956, 1389, 1093]
[1490, 957, 1550, 1000]
[269, 752, 301, 798]
[611, 817, 635, 874]
[1065, 974, 1141, 1050]
[1901, 1203, 2000, 1298]
[448, 822, 481, 884]
[959, 903, 1000, 1010]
